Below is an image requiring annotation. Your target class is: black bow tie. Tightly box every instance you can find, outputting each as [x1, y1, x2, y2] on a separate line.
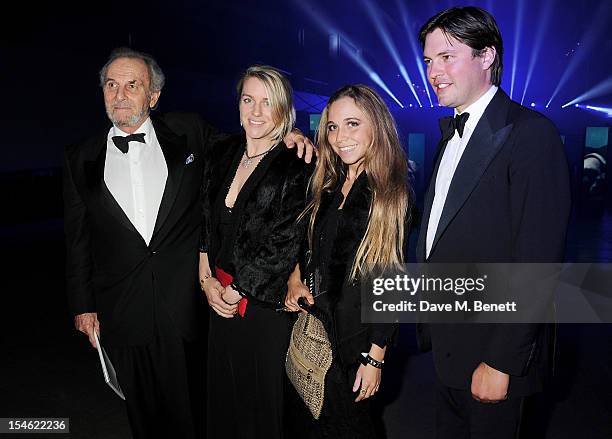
[112, 133, 146, 154]
[440, 112, 470, 141]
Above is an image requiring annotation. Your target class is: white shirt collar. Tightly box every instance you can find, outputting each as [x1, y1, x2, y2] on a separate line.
[454, 85, 498, 132]
[110, 117, 153, 143]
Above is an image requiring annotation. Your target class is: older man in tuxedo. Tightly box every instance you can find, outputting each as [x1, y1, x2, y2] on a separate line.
[416, 7, 571, 439]
[64, 47, 312, 439]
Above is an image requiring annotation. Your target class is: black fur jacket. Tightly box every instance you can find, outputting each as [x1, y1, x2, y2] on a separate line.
[307, 171, 400, 368]
[201, 134, 312, 308]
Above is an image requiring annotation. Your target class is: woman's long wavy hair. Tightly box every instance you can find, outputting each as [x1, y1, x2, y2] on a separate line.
[304, 85, 413, 281]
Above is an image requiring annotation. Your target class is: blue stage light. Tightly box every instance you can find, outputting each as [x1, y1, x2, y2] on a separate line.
[584, 105, 612, 117]
[509, 0, 525, 100]
[295, 1, 404, 108]
[561, 76, 612, 108]
[520, 0, 553, 105]
[368, 72, 405, 108]
[396, 0, 433, 107]
[530, 102, 536, 107]
[546, 0, 610, 107]
[363, 0, 421, 107]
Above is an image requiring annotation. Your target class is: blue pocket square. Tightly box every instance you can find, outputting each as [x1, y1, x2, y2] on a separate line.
[185, 153, 194, 165]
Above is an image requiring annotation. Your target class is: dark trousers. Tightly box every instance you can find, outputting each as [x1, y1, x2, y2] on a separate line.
[106, 310, 205, 439]
[435, 379, 524, 439]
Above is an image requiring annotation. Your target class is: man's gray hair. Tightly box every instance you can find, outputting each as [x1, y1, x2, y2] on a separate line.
[99, 47, 165, 92]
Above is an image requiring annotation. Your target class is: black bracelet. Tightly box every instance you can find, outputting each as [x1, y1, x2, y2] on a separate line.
[359, 354, 384, 369]
[221, 295, 241, 306]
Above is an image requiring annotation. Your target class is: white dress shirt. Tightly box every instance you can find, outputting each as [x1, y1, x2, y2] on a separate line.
[426, 85, 498, 258]
[104, 118, 168, 245]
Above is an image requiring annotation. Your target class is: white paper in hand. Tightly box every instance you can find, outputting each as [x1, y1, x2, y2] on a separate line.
[94, 332, 126, 400]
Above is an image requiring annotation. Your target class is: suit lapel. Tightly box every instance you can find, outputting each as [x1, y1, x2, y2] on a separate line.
[83, 135, 139, 235]
[151, 116, 189, 238]
[429, 90, 513, 256]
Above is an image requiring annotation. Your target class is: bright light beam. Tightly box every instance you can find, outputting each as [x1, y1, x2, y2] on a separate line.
[362, 0, 421, 107]
[396, 0, 433, 107]
[367, 72, 405, 108]
[294, 0, 404, 108]
[340, 45, 405, 108]
[520, 0, 553, 106]
[509, 0, 524, 100]
[546, 0, 610, 108]
[584, 105, 612, 117]
[562, 76, 612, 108]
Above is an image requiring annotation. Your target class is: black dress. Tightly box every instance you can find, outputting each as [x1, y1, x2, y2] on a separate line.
[206, 146, 294, 439]
[285, 174, 385, 439]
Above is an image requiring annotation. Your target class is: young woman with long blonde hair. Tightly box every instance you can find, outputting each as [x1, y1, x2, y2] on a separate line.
[285, 84, 413, 438]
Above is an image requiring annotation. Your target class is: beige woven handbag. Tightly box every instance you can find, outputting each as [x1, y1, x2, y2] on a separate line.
[285, 311, 333, 419]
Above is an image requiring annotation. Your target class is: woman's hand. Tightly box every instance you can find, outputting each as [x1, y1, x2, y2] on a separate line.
[283, 129, 317, 163]
[222, 285, 243, 306]
[201, 277, 237, 318]
[353, 363, 382, 402]
[284, 265, 314, 312]
[353, 344, 386, 402]
[284, 279, 313, 312]
[199, 251, 237, 318]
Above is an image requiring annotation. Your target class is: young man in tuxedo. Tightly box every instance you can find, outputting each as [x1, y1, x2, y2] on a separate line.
[416, 7, 571, 438]
[64, 47, 313, 439]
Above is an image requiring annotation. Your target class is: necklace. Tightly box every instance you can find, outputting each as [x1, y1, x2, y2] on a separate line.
[242, 144, 276, 168]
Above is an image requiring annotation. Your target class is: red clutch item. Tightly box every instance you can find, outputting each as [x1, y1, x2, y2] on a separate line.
[215, 266, 248, 317]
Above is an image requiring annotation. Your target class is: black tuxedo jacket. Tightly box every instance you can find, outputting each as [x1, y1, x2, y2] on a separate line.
[415, 90, 571, 396]
[64, 112, 219, 346]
